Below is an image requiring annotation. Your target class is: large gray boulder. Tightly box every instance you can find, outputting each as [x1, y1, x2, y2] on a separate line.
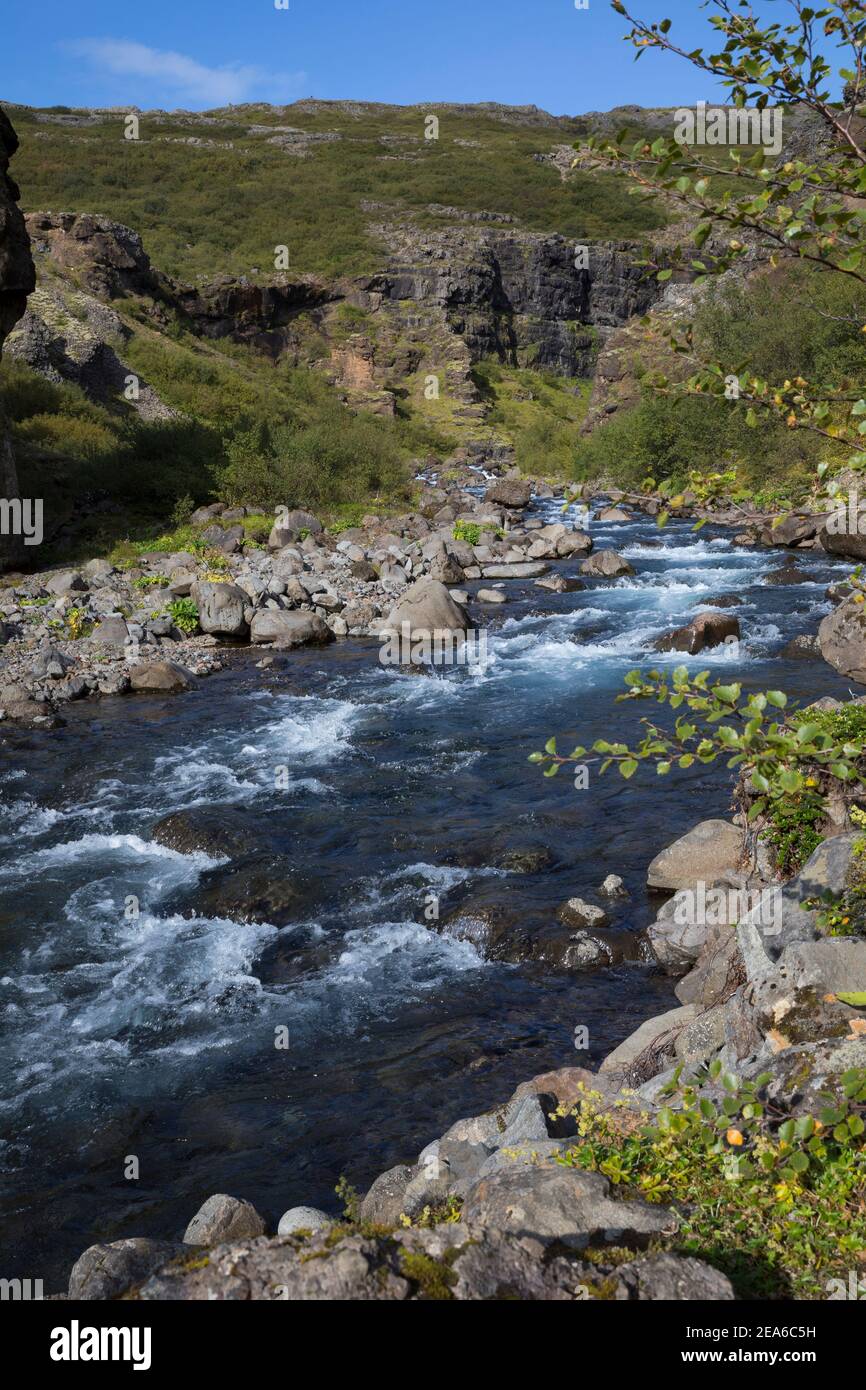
[580, 549, 635, 578]
[249, 610, 334, 648]
[599, 1005, 698, 1080]
[129, 661, 195, 692]
[268, 510, 323, 547]
[383, 578, 470, 642]
[819, 522, 866, 563]
[461, 1165, 678, 1249]
[818, 596, 866, 683]
[183, 1193, 266, 1246]
[481, 562, 548, 579]
[277, 1206, 333, 1237]
[675, 923, 743, 1008]
[90, 616, 130, 648]
[647, 820, 743, 891]
[647, 882, 743, 974]
[68, 1238, 182, 1300]
[485, 478, 532, 509]
[191, 580, 249, 638]
[738, 832, 859, 974]
[44, 569, 87, 596]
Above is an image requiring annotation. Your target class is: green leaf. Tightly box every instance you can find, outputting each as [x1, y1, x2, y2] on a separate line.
[619, 759, 639, 780]
[837, 992, 866, 1007]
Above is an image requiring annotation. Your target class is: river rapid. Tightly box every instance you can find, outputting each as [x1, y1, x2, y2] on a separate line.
[0, 500, 856, 1287]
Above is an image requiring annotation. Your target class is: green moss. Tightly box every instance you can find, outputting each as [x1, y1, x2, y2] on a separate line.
[398, 1250, 458, 1301]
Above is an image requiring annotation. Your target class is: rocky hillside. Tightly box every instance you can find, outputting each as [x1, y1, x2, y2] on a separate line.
[0, 99, 690, 563]
[0, 107, 35, 564]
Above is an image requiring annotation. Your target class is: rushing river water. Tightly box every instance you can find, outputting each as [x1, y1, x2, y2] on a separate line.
[0, 500, 857, 1287]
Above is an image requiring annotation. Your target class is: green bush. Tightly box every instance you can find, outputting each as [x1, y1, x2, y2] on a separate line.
[562, 1064, 866, 1299]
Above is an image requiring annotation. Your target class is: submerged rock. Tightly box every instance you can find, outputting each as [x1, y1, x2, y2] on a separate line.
[654, 611, 740, 655]
[151, 805, 263, 858]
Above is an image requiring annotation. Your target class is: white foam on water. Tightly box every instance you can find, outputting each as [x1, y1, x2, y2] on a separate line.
[331, 919, 483, 988]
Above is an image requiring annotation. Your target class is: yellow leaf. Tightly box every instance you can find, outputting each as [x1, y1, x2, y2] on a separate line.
[726, 1128, 744, 1147]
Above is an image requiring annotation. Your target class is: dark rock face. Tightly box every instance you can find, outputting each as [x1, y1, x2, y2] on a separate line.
[370, 227, 662, 376]
[175, 274, 332, 353]
[0, 107, 36, 568]
[24, 211, 157, 301]
[0, 109, 35, 346]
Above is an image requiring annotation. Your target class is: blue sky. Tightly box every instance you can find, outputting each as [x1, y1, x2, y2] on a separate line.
[3, 0, 795, 113]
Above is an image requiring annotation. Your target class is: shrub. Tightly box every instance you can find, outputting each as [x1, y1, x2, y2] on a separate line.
[560, 1064, 866, 1299]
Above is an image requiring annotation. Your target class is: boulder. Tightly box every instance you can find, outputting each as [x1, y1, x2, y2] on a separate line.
[599, 1005, 698, 1081]
[485, 478, 532, 509]
[654, 612, 740, 655]
[481, 562, 548, 579]
[429, 552, 465, 585]
[597, 506, 631, 521]
[183, 1194, 266, 1246]
[762, 512, 824, 547]
[646, 820, 742, 891]
[764, 563, 808, 586]
[646, 882, 744, 974]
[68, 1238, 182, 1301]
[556, 531, 593, 557]
[461, 1165, 677, 1249]
[91, 616, 130, 648]
[191, 580, 249, 638]
[249, 610, 334, 648]
[535, 574, 585, 593]
[476, 588, 507, 604]
[268, 510, 323, 547]
[781, 633, 821, 661]
[819, 523, 866, 563]
[580, 550, 635, 578]
[43, 569, 87, 596]
[675, 924, 744, 1008]
[151, 805, 263, 858]
[129, 661, 195, 693]
[82, 558, 115, 586]
[383, 578, 469, 643]
[818, 596, 866, 683]
[738, 832, 861, 972]
[277, 1207, 333, 1237]
[556, 898, 610, 929]
[359, 1165, 419, 1226]
[779, 938, 866, 996]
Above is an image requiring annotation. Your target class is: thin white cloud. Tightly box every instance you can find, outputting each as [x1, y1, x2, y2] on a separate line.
[63, 38, 306, 107]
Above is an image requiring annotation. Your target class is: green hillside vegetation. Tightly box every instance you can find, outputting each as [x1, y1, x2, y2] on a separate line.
[8, 101, 663, 281]
[0, 322, 451, 560]
[574, 262, 866, 495]
[473, 359, 592, 477]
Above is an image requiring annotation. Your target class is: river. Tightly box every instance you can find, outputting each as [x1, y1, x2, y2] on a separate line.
[0, 500, 855, 1287]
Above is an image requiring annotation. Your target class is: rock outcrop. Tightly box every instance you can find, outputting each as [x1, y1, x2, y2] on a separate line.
[0, 106, 36, 569]
[818, 595, 866, 684]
